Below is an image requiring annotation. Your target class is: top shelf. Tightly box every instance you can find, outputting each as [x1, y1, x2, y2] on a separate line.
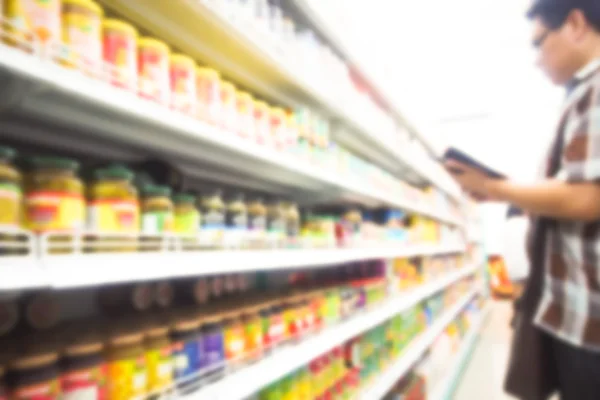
[93, 0, 460, 199]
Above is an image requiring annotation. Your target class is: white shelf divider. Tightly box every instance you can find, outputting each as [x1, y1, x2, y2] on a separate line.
[358, 289, 481, 399]
[186, 269, 477, 400]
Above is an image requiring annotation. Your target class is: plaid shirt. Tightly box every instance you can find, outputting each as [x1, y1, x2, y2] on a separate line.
[534, 60, 600, 351]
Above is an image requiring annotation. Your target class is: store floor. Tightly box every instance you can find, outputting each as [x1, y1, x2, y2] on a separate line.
[453, 300, 516, 400]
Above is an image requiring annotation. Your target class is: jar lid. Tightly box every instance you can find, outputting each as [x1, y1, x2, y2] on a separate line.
[63, 0, 104, 15]
[108, 332, 144, 346]
[142, 184, 172, 198]
[0, 146, 16, 161]
[94, 164, 135, 181]
[169, 53, 195, 66]
[173, 193, 196, 204]
[196, 67, 220, 79]
[28, 156, 79, 171]
[102, 19, 138, 36]
[145, 325, 169, 338]
[64, 342, 103, 357]
[138, 37, 170, 52]
[10, 352, 58, 370]
[221, 81, 236, 92]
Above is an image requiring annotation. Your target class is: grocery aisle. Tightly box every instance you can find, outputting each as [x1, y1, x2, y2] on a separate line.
[453, 300, 515, 400]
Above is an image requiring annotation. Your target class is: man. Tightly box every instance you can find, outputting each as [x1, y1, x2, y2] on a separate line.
[445, 1, 600, 398]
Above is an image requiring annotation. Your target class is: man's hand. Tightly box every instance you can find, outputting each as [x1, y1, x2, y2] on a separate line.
[444, 159, 502, 201]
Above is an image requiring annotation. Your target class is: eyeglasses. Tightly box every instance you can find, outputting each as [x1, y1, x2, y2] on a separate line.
[532, 30, 551, 49]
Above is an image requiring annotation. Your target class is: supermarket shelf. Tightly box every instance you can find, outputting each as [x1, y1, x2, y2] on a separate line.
[0, 44, 461, 225]
[92, 0, 453, 195]
[358, 290, 480, 399]
[186, 269, 478, 399]
[0, 241, 466, 290]
[290, 0, 461, 199]
[429, 306, 491, 400]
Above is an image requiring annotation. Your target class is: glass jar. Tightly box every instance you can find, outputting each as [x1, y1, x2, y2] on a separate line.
[282, 202, 300, 243]
[102, 19, 138, 89]
[61, 0, 103, 71]
[87, 165, 139, 235]
[222, 312, 245, 362]
[224, 192, 247, 247]
[170, 316, 201, 379]
[241, 306, 263, 360]
[140, 185, 174, 235]
[144, 325, 172, 394]
[253, 100, 271, 145]
[61, 341, 106, 400]
[105, 331, 146, 400]
[247, 196, 266, 246]
[7, 352, 60, 400]
[196, 67, 221, 124]
[220, 81, 237, 132]
[0, 146, 21, 229]
[173, 193, 200, 236]
[198, 189, 225, 246]
[23, 157, 84, 234]
[266, 199, 285, 247]
[169, 54, 196, 115]
[235, 91, 254, 138]
[137, 37, 170, 105]
[199, 315, 225, 374]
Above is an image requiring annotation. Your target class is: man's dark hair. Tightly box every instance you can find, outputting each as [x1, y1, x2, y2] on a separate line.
[527, 0, 600, 31]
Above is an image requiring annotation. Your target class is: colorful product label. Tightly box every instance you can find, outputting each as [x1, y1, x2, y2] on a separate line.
[146, 346, 173, 392]
[196, 77, 220, 121]
[172, 340, 200, 379]
[174, 210, 200, 235]
[106, 356, 146, 400]
[25, 191, 84, 232]
[0, 182, 21, 227]
[224, 324, 245, 361]
[7, 0, 61, 43]
[103, 30, 136, 87]
[87, 200, 139, 234]
[202, 332, 224, 369]
[11, 379, 61, 400]
[63, 12, 101, 68]
[141, 211, 173, 235]
[244, 319, 263, 355]
[170, 65, 196, 113]
[61, 365, 107, 400]
[138, 50, 170, 105]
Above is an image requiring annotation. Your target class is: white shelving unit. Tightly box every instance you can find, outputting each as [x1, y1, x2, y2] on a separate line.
[0, 43, 460, 226]
[188, 270, 477, 400]
[0, 241, 465, 290]
[357, 289, 480, 399]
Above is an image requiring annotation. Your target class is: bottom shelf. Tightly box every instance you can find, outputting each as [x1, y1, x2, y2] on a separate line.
[429, 305, 491, 400]
[358, 289, 479, 399]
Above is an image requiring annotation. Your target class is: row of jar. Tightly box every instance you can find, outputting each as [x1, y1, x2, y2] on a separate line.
[0, 278, 389, 400]
[0, 148, 306, 244]
[4, 0, 332, 150]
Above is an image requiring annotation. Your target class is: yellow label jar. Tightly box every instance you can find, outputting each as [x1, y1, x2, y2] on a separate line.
[23, 157, 85, 233]
[173, 193, 200, 236]
[169, 54, 196, 115]
[5, 0, 61, 47]
[87, 165, 139, 234]
[140, 185, 174, 235]
[61, 0, 103, 71]
[144, 325, 173, 394]
[102, 19, 138, 89]
[195, 67, 221, 124]
[105, 331, 147, 400]
[138, 37, 170, 106]
[0, 146, 22, 229]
